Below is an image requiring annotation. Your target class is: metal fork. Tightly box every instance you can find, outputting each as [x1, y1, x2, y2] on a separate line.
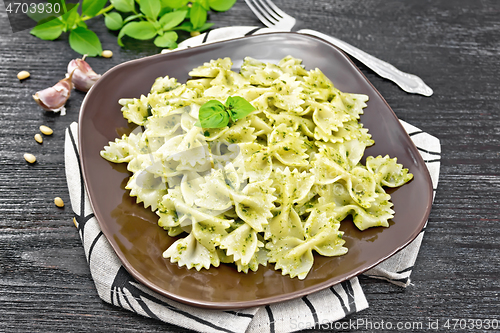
[244, 0, 433, 96]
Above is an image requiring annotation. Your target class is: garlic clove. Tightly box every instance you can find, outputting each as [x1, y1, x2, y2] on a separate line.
[67, 56, 101, 92]
[33, 74, 74, 116]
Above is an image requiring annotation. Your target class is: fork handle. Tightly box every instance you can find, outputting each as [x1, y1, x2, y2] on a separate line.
[298, 29, 433, 96]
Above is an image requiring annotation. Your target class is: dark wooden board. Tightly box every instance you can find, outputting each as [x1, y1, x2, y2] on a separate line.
[1, 0, 499, 332]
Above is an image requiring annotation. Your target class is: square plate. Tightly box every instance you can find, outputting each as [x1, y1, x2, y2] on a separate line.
[79, 32, 433, 309]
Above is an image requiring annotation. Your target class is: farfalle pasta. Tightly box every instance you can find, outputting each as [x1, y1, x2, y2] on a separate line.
[100, 56, 413, 279]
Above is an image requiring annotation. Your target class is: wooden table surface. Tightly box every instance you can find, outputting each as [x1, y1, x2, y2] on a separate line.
[1, 0, 499, 332]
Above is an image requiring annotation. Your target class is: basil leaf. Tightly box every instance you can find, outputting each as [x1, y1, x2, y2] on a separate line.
[197, 0, 210, 11]
[62, 4, 80, 31]
[69, 27, 103, 56]
[209, 0, 236, 11]
[140, 0, 161, 19]
[82, 0, 108, 17]
[161, 0, 189, 9]
[189, 2, 207, 29]
[111, 0, 135, 13]
[123, 13, 144, 23]
[77, 20, 88, 29]
[123, 21, 157, 40]
[104, 12, 124, 30]
[159, 10, 187, 31]
[30, 18, 64, 41]
[198, 100, 229, 128]
[197, 22, 214, 32]
[154, 31, 178, 47]
[225, 96, 256, 121]
[117, 23, 128, 46]
[46, 0, 66, 14]
[171, 21, 194, 32]
[49, 0, 66, 11]
[168, 18, 213, 32]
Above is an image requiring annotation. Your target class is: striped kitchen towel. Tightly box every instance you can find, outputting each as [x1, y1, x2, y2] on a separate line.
[63, 27, 441, 333]
[65, 122, 368, 333]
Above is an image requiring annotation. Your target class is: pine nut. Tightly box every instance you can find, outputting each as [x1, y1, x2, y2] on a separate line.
[101, 50, 113, 58]
[17, 71, 30, 80]
[73, 217, 78, 228]
[24, 153, 36, 163]
[34, 133, 43, 143]
[190, 31, 201, 37]
[40, 125, 53, 135]
[54, 197, 64, 208]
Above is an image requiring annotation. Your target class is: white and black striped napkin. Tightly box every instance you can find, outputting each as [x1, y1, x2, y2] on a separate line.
[64, 27, 441, 333]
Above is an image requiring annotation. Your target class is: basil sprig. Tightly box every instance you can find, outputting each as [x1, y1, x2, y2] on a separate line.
[198, 96, 256, 128]
[30, 0, 237, 56]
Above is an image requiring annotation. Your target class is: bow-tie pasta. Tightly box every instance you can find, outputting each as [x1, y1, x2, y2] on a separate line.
[101, 56, 413, 279]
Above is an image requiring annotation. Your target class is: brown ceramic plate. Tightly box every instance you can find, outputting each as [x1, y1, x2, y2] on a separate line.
[79, 32, 433, 310]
